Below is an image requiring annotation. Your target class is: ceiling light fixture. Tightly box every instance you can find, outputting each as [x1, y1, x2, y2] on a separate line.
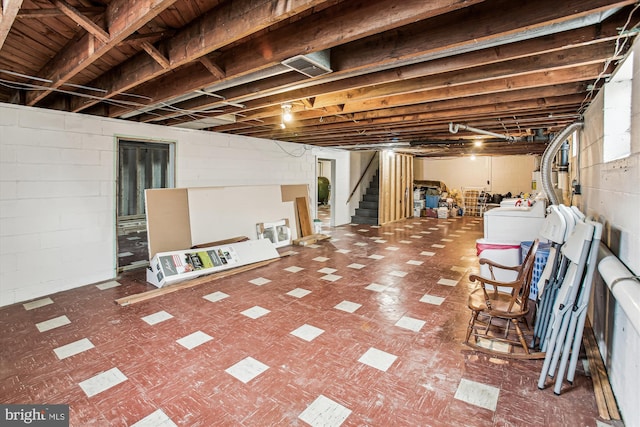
[474, 140, 483, 147]
[282, 103, 293, 122]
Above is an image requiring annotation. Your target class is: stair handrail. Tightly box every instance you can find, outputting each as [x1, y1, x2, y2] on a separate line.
[346, 152, 378, 204]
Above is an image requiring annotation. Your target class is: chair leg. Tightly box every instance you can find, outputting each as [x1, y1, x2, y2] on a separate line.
[512, 318, 530, 354]
[465, 311, 479, 343]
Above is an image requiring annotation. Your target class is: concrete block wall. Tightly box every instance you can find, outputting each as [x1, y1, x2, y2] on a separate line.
[579, 38, 640, 427]
[0, 103, 319, 307]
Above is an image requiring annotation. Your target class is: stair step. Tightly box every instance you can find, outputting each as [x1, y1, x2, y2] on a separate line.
[351, 215, 378, 225]
[355, 208, 378, 217]
[360, 201, 378, 209]
[363, 194, 379, 202]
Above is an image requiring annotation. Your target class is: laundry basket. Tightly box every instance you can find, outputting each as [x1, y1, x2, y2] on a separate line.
[520, 240, 551, 300]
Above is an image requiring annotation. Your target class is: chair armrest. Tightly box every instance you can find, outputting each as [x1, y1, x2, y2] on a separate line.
[478, 257, 520, 271]
[469, 274, 519, 290]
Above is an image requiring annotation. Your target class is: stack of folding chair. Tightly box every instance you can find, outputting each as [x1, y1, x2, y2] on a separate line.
[531, 205, 578, 350]
[537, 215, 603, 394]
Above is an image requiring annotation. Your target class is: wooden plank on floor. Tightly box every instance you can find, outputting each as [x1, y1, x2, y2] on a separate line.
[296, 196, 313, 237]
[583, 320, 621, 420]
[116, 257, 281, 306]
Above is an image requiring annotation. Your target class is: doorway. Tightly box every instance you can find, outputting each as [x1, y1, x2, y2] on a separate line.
[317, 158, 336, 228]
[117, 139, 174, 270]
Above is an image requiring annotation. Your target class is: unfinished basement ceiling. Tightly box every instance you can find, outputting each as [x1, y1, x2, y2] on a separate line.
[0, 0, 638, 157]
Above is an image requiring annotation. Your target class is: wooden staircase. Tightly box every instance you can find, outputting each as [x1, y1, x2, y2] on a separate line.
[351, 170, 379, 225]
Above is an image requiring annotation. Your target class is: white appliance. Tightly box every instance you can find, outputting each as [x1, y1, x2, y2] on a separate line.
[483, 200, 546, 241]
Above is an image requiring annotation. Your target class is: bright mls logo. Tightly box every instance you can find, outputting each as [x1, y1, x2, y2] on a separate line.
[1, 405, 69, 426]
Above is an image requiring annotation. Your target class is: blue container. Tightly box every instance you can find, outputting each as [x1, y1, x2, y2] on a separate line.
[425, 195, 440, 209]
[520, 241, 551, 300]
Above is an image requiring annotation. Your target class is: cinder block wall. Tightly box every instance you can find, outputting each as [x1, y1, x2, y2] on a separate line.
[579, 39, 640, 426]
[0, 104, 319, 306]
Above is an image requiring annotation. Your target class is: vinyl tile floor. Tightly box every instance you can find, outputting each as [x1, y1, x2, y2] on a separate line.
[1, 216, 611, 426]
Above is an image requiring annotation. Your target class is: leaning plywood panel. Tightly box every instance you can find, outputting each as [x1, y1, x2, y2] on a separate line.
[145, 188, 191, 259]
[188, 185, 298, 245]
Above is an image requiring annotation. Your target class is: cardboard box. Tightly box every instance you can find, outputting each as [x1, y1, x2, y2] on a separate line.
[146, 238, 279, 288]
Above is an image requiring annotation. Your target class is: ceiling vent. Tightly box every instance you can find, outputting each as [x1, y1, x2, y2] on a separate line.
[282, 50, 332, 78]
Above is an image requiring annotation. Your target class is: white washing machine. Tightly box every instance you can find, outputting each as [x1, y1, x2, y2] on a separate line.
[483, 200, 546, 242]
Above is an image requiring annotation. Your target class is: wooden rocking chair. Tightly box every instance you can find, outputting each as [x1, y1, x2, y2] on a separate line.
[464, 239, 545, 359]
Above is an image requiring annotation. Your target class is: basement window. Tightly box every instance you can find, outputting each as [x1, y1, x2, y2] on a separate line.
[603, 51, 633, 163]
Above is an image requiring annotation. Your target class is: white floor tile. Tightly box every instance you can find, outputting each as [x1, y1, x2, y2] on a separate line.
[285, 266, 304, 273]
[117, 252, 133, 257]
[399, 240, 412, 244]
[389, 270, 408, 278]
[410, 235, 423, 239]
[385, 246, 399, 251]
[142, 310, 174, 325]
[225, 356, 269, 384]
[368, 254, 385, 260]
[374, 239, 387, 243]
[344, 233, 356, 237]
[36, 315, 71, 332]
[438, 278, 459, 287]
[383, 232, 394, 235]
[454, 378, 500, 411]
[313, 257, 330, 262]
[451, 266, 467, 273]
[290, 324, 325, 342]
[365, 283, 388, 292]
[176, 331, 213, 350]
[96, 281, 121, 290]
[23, 297, 54, 310]
[131, 409, 177, 427]
[394, 228, 405, 231]
[54, 338, 94, 360]
[395, 316, 426, 332]
[476, 337, 511, 353]
[357, 229, 369, 232]
[335, 249, 351, 254]
[406, 260, 423, 266]
[371, 225, 380, 228]
[432, 244, 446, 248]
[420, 251, 435, 256]
[354, 242, 368, 247]
[241, 306, 271, 319]
[321, 274, 342, 282]
[249, 277, 271, 286]
[436, 224, 446, 228]
[420, 231, 432, 234]
[449, 234, 461, 238]
[420, 294, 445, 305]
[457, 230, 467, 233]
[358, 347, 398, 372]
[429, 227, 439, 230]
[79, 367, 127, 397]
[299, 395, 352, 427]
[318, 267, 337, 274]
[334, 301, 361, 313]
[203, 291, 229, 303]
[404, 225, 414, 228]
[307, 244, 321, 248]
[441, 238, 453, 242]
[347, 263, 365, 269]
[287, 288, 312, 298]
[126, 236, 141, 240]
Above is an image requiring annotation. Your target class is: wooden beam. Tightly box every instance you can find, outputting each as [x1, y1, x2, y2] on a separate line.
[87, 0, 484, 117]
[69, 0, 337, 113]
[0, 0, 23, 50]
[17, 6, 104, 18]
[131, 18, 627, 124]
[141, 41, 170, 69]
[24, 0, 179, 106]
[54, 0, 110, 44]
[199, 56, 225, 80]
